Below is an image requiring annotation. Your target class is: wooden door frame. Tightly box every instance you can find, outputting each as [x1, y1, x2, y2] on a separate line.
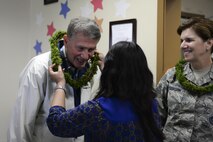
[156, 0, 181, 83]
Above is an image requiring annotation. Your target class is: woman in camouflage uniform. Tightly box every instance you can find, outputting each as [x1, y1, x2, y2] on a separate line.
[156, 17, 213, 142]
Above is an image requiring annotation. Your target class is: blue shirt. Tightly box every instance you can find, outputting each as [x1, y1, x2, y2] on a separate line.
[47, 97, 161, 142]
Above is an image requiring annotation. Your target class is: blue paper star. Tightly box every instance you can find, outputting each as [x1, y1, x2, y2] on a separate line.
[59, 0, 70, 19]
[33, 40, 42, 55]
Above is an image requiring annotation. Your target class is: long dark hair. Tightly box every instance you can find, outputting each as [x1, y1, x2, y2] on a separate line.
[95, 41, 164, 141]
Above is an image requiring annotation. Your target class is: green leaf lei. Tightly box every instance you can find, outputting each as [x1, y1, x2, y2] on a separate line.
[175, 60, 213, 95]
[49, 31, 100, 89]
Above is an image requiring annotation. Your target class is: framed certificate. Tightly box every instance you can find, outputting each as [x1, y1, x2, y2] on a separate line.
[109, 19, 137, 48]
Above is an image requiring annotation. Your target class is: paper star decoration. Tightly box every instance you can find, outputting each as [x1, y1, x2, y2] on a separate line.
[95, 16, 103, 33]
[60, 0, 70, 19]
[114, 0, 130, 18]
[47, 22, 56, 37]
[33, 40, 42, 55]
[36, 12, 44, 26]
[90, 0, 103, 12]
[80, 3, 93, 17]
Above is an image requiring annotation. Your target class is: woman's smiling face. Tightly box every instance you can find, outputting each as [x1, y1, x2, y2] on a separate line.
[180, 28, 210, 63]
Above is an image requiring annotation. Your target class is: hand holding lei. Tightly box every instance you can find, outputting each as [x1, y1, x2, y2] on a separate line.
[49, 31, 100, 89]
[175, 60, 213, 95]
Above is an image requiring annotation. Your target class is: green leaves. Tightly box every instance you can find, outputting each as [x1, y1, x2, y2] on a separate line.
[175, 60, 213, 95]
[50, 31, 100, 88]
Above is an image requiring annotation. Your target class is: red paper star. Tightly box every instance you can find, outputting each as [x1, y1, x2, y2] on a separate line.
[95, 16, 103, 33]
[47, 22, 56, 37]
[91, 0, 103, 12]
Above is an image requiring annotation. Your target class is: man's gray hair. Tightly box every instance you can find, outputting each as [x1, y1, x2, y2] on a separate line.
[67, 17, 101, 41]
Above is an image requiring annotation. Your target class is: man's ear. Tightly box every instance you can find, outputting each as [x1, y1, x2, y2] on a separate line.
[63, 34, 68, 46]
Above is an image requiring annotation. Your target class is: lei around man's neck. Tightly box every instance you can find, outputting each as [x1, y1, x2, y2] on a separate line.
[175, 59, 213, 95]
[49, 31, 100, 89]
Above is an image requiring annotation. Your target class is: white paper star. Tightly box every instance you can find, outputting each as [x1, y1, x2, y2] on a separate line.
[36, 12, 44, 26]
[114, 0, 130, 18]
[80, 3, 93, 18]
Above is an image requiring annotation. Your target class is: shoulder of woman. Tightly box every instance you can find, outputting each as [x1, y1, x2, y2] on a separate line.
[160, 67, 176, 81]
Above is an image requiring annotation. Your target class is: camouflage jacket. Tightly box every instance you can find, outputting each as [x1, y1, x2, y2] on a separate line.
[156, 62, 213, 142]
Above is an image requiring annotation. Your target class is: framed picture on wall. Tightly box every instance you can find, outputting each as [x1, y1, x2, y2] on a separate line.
[109, 19, 137, 48]
[44, 0, 58, 5]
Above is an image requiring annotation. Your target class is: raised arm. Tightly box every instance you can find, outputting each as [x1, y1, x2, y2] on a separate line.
[48, 64, 66, 108]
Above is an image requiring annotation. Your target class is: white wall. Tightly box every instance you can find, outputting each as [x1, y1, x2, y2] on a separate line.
[0, 0, 30, 141]
[29, 0, 158, 78]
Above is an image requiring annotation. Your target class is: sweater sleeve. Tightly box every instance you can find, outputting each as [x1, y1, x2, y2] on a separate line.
[46, 100, 102, 138]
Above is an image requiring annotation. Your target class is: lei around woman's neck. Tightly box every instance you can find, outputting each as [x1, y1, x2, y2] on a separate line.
[175, 59, 213, 95]
[49, 31, 100, 89]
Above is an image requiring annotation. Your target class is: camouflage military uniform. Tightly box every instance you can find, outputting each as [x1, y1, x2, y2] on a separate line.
[156, 62, 213, 142]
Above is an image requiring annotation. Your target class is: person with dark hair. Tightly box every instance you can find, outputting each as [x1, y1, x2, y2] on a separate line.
[8, 17, 103, 142]
[156, 17, 213, 141]
[47, 41, 164, 142]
